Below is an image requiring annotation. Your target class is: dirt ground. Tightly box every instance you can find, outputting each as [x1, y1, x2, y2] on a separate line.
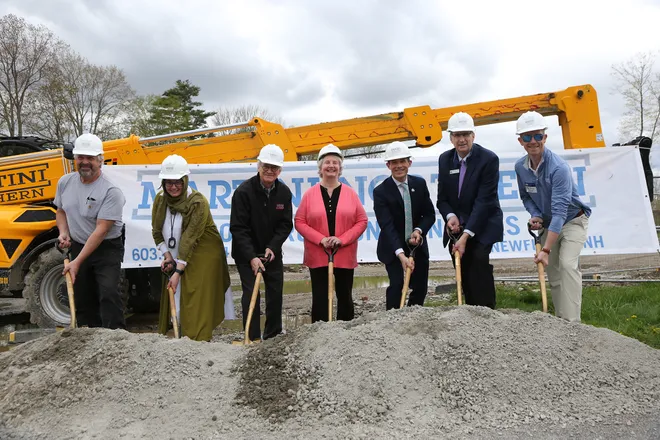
[1, 253, 659, 439]
[1, 307, 658, 440]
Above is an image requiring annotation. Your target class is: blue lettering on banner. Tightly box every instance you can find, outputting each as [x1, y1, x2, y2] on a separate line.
[355, 175, 367, 205]
[492, 239, 536, 253]
[291, 178, 305, 208]
[131, 247, 160, 261]
[505, 215, 520, 235]
[209, 180, 232, 209]
[218, 223, 232, 242]
[364, 220, 380, 241]
[498, 170, 519, 200]
[138, 181, 156, 209]
[584, 235, 605, 248]
[427, 219, 445, 239]
[573, 166, 586, 196]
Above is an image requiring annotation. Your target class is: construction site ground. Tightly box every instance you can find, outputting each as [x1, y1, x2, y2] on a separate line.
[0, 253, 659, 439]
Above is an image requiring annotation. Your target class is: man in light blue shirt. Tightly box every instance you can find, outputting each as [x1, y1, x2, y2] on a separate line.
[514, 111, 590, 322]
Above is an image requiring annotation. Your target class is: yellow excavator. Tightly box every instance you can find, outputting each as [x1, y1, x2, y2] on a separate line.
[0, 84, 605, 327]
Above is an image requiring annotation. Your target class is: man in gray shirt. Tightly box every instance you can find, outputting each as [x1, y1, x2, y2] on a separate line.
[54, 133, 127, 329]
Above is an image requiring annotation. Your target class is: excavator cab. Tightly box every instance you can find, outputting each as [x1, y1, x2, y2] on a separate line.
[0, 136, 74, 159]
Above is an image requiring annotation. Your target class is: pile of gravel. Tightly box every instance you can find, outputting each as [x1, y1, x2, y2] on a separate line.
[1, 306, 658, 439]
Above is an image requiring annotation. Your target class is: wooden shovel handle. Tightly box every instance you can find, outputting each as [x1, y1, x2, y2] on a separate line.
[454, 251, 463, 306]
[168, 286, 180, 339]
[400, 257, 413, 309]
[327, 262, 334, 322]
[63, 258, 76, 328]
[244, 271, 262, 344]
[535, 243, 548, 313]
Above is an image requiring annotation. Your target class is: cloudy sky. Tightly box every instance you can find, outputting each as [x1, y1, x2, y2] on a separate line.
[2, 0, 660, 165]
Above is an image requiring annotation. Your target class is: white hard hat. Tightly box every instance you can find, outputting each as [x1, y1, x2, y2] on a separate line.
[318, 144, 343, 161]
[72, 133, 104, 156]
[447, 112, 475, 133]
[257, 144, 284, 167]
[384, 141, 412, 162]
[516, 111, 548, 135]
[159, 154, 190, 179]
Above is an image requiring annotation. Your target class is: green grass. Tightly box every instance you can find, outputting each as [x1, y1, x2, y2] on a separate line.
[429, 283, 660, 349]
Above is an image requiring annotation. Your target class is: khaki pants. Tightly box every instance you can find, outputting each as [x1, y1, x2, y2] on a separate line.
[542, 214, 589, 322]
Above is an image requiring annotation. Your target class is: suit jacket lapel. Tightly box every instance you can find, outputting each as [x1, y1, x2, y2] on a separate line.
[387, 176, 404, 209]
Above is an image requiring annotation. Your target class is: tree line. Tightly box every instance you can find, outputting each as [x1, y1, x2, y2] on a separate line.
[0, 14, 282, 143]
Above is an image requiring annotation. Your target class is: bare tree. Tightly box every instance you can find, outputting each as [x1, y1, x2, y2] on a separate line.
[27, 63, 75, 141]
[612, 52, 660, 142]
[343, 144, 385, 159]
[211, 104, 285, 135]
[31, 48, 136, 140]
[0, 14, 61, 136]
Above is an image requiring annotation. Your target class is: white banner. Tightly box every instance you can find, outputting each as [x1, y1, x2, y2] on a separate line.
[103, 146, 659, 268]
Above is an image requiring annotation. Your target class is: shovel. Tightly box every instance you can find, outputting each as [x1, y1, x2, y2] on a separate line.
[324, 246, 339, 322]
[528, 223, 548, 313]
[56, 243, 76, 329]
[446, 226, 464, 306]
[233, 255, 269, 346]
[400, 236, 423, 309]
[162, 262, 180, 338]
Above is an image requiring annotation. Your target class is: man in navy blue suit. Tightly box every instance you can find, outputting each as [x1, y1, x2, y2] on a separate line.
[436, 112, 503, 309]
[374, 141, 436, 310]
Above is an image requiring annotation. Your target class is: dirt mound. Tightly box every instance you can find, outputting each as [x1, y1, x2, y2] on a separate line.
[1, 307, 659, 439]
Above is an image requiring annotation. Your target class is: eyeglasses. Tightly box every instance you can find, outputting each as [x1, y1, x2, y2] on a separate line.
[164, 180, 183, 187]
[261, 164, 281, 172]
[521, 133, 545, 143]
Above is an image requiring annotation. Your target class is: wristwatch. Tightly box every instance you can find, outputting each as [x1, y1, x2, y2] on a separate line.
[174, 268, 184, 275]
[541, 247, 551, 254]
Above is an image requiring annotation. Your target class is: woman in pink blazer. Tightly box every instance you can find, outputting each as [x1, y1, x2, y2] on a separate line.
[295, 144, 368, 322]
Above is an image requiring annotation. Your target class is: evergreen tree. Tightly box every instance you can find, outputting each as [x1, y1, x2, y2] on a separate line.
[147, 79, 215, 135]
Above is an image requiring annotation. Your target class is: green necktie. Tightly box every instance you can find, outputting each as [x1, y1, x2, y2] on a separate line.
[401, 181, 413, 238]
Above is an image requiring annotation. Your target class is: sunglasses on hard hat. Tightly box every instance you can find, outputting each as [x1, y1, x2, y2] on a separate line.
[521, 133, 545, 143]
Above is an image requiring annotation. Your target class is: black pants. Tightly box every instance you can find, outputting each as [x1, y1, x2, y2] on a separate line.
[237, 260, 283, 341]
[385, 256, 429, 310]
[449, 240, 496, 309]
[309, 267, 354, 322]
[70, 237, 126, 329]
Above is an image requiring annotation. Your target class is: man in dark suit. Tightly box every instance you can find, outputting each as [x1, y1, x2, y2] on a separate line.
[374, 141, 436, 310]
[436, 112, 503, 309]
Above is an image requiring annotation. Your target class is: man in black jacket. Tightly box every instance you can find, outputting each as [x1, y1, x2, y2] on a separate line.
[374, 141, 436, 310]
[230, 144, 293, 340]
[437, 112, 503, 309]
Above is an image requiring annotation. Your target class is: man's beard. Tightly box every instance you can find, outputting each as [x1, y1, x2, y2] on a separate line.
[78, 167, 93, 178]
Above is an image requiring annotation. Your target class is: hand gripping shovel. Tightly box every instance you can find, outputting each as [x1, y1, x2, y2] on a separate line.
[234, 255, 269, 346]
[324, 246, 339, 322]
[527, 223, 548, 313]
[400, 237, 423, 309]
[56, 243, 76, 328]
[446, 226, 464, 306]
[162, 262, 180, 338]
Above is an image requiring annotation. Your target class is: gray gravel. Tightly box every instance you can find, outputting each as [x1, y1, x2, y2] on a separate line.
[0, 306, 658, 439]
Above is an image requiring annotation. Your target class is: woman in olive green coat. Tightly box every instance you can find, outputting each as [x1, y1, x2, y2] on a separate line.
[152, 154, 234, 341]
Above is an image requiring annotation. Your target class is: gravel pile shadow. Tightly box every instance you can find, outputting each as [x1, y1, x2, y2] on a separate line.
[233, 332, 318, 422]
